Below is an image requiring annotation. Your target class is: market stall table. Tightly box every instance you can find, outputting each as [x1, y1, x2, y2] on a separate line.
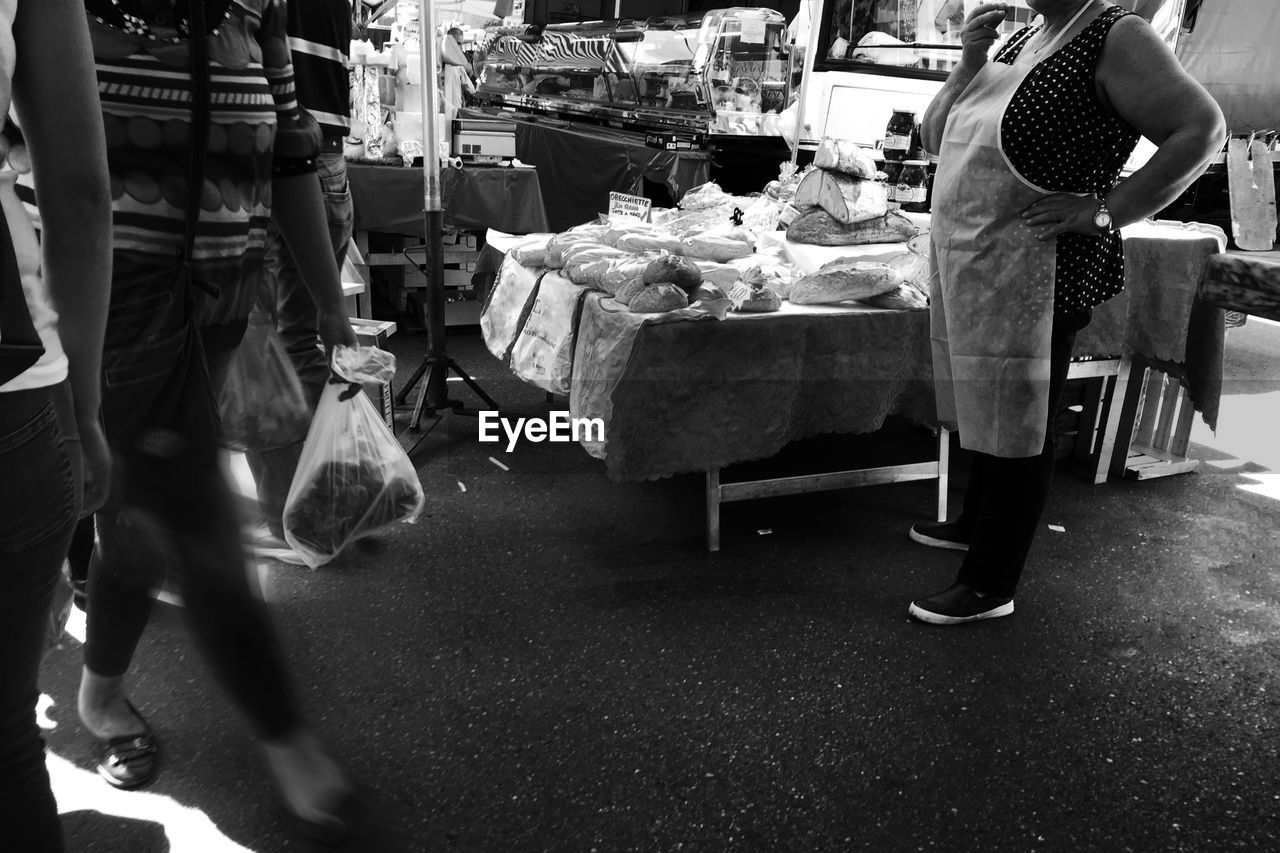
[481, 220, 1227, 549]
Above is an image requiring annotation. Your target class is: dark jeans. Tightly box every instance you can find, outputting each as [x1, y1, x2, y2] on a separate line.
[0, 382, 80, 853]
[954, 309, 1093, 599]
[82, 255, 303, 740]
[246, 152, 353, 536]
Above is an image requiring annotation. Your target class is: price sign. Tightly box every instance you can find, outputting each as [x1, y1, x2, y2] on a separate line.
[608, 191, 652, 222]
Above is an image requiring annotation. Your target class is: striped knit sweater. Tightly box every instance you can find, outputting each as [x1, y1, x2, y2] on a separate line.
[287, 0, 351, 138]
[22, 1, 320, 322]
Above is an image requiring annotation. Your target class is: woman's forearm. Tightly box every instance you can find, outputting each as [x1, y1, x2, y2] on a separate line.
[41, 184, 112, 419]
[1106, 124, 1223, 227]
[921, 64, 980, 155]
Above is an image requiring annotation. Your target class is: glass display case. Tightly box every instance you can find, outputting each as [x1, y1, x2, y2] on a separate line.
[474, 8, 790, 138]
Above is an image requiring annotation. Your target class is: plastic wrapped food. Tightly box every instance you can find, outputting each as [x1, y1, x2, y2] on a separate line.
[510, 235, 553, 266]
[678, 182, 733, 210]
[218, 323, 311, 452]
[282, 347, 424, 568]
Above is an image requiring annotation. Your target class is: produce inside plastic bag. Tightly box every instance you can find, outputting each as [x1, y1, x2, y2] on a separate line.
[218, 322, 311, 451]
[282, 346, 424, 568]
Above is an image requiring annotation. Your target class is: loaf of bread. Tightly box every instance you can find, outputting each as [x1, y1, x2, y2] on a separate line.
[642, 254, 703, 292]
[789, 260, 903, 305]
[786, 209, 918, 246]
[629, 282, 690, 313]
[793, 168, 888, 225]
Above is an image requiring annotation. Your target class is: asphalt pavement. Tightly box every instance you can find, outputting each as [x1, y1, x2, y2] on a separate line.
[38, 319, 1280, 852]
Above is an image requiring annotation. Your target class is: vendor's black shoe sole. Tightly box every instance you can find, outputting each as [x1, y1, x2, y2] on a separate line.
[908, 522, 970, 552]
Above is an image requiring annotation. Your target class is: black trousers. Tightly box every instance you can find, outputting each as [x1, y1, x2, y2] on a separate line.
[81, 256, 303, 740]
[954, 309, 1092, 599]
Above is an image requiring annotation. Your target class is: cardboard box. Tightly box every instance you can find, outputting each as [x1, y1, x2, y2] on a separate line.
[351, 318, 398, 432]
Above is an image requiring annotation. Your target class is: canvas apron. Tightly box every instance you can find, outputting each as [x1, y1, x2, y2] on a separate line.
[929, 2, 1091, 458]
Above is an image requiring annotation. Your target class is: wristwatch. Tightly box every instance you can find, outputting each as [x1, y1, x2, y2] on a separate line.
[1093, 199, 1117, 234]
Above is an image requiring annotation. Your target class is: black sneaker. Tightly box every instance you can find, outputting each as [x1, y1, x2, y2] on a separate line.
[908, 519, 970, 552]
[908, 582, 1013, 625]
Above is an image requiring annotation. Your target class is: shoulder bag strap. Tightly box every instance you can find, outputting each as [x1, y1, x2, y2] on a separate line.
[182, 0, 211, 269]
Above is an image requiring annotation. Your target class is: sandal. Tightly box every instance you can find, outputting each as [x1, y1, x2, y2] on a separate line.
[95, 701, 159, 790]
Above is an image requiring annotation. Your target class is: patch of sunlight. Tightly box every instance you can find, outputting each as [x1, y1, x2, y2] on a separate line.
[1238, 472, 1280, 503]
[47, 752, 257, 852]
[37, 693, 57, 730]
[65, 602, 87, 645]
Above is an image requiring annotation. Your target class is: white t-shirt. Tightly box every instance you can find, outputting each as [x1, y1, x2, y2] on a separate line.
[0, 0, 67, 393]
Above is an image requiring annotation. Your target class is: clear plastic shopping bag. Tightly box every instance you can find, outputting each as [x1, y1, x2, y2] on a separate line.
[282, 345, 424, 568]
[218, 322, 311, 451]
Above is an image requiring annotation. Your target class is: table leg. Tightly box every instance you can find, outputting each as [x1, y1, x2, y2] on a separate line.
[1094, 356, 1142, 483]
[706, 470, 721, 553]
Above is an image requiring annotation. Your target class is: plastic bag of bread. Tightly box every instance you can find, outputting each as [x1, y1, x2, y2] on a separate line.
[616, 230, 684, 255]
[728, 279, 782, 313]
[861, 282, 928, 310]
[678, 182, 732, 211]
[565, 251, 632, 289]
[628, 282, 689, 313]
[614, 277, 648, 307]
[642, 254, 703, 293]
[790, 259, 903, 305]
[601, 219, 653, 246]
[682, 229, 754, 262]
[598, 256, 653, 296]
[693, 261, 740, 289]
[688, 283, 731, 319]
[888, 252, 929, 291]
[786, 209, 918, 246]
[509, 234, 553, 267]
[740, 260, 799, 302]
[812, 137, 877, 180]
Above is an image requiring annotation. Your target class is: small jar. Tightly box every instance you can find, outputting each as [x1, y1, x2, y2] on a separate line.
[881, 160, 903, 204]
[898, 160, 929, 212]
[883, 109, 915, 162]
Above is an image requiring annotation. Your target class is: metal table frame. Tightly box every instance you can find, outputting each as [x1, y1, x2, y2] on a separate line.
[703, 429, 951, 552]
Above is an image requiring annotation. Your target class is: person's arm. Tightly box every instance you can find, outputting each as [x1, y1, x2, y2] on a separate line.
[271, 173, 357, 350]
[12, 0, 114, 512]
[1021, 15, 1225, 239]
[920, 3, 1010, 155]
[262, 0, 356, 351]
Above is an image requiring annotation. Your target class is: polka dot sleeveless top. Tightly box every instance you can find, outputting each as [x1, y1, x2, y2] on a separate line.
[995, 5, 1141, 315]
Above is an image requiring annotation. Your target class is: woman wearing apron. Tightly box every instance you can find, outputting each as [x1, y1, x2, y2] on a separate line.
[908, 1, 1223, 624]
